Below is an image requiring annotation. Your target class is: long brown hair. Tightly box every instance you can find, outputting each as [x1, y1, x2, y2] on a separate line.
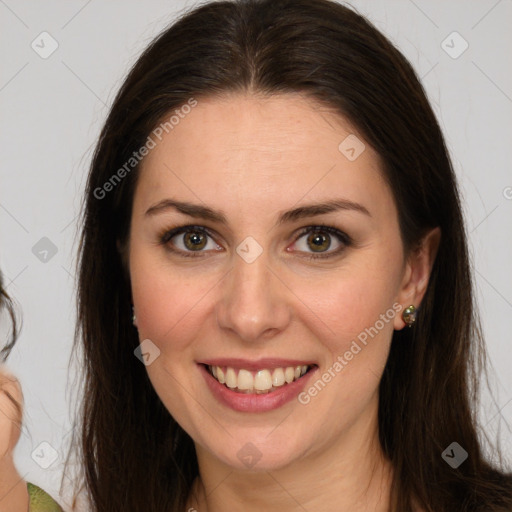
[67, 0, 512, 510]
[0, 270, 19, 363]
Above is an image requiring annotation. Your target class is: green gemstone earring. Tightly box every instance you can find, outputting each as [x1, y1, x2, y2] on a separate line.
[402, 305, 417, 327]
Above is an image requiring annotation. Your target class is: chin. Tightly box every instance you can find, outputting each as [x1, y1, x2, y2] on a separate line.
[201, 429, 312, 473]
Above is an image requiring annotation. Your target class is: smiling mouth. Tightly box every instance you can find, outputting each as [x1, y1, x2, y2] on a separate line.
[205, 364, 314, 394]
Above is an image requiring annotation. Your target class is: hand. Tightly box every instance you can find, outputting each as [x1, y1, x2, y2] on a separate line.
[0, 365, 29, 512]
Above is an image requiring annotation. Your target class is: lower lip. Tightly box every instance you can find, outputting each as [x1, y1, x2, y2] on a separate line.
[199, 364, 317, 413]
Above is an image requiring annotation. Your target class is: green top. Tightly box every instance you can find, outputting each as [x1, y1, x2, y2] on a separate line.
[27, 482, 63, 512]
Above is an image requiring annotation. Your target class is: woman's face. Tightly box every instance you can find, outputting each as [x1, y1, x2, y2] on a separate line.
[128, 93, 417, 471]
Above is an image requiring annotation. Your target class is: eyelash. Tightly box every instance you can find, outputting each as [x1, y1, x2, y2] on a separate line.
[157, 224, 352, 260]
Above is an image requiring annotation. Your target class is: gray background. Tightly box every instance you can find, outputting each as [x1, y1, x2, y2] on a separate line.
[1, 0, 511, 509]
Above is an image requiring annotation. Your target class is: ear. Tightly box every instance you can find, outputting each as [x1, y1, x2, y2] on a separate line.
[394, 227, 441, 330]
[0, 369, 24, 457]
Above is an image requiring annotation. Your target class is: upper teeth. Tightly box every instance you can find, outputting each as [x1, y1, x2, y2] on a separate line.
[209, 365, 309, 394]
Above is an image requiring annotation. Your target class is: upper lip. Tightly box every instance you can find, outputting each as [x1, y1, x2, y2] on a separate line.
[199, 358, 316, 371]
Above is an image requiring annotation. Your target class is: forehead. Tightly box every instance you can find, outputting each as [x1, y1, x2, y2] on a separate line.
[134, 93, 393, 220]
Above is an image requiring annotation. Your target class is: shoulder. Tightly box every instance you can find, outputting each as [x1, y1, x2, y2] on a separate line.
[27, 482, 64, 512]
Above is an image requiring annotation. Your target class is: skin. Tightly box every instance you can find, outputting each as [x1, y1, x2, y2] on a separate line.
[128, 93, 440, 511]
[0, 367, 29, 512]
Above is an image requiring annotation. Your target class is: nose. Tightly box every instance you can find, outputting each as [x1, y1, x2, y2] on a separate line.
[215, 250, 292, 343]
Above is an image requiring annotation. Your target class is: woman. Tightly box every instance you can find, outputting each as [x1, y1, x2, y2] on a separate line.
[5, 0, 512, 510]
[65, 0, 512, 510]
[0, 271, 63, 511]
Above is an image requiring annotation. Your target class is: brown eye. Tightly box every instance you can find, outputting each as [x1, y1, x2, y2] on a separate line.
[306, 231, 331, 252]
[183, 231, 207, 251]
[159, 225, 223, 257]
[292, 226, 352, 259]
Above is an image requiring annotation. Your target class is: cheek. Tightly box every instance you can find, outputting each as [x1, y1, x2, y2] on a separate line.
[294, 266, 400, 426]
[129, 251, 217, 349]
[295, 258, 402, 349]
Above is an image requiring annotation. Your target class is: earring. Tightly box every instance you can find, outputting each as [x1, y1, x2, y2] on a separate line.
[132, 306, 137, 327]
[402, 305, 417, 327]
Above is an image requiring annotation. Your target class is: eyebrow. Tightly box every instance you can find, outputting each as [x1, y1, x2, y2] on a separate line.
[144, 198, 371, 224]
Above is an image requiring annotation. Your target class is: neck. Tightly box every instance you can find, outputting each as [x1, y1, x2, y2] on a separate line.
[187, 401, 393, 512]
[0, 456, 29, 512]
